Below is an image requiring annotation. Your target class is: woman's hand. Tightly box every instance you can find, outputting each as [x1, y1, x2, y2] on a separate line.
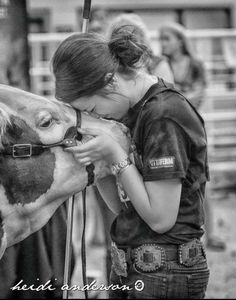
[64, 127, 128, 166]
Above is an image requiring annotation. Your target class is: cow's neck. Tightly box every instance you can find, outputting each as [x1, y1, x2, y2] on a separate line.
[0, 115, 56, 205]
[0, 151, 56, 205]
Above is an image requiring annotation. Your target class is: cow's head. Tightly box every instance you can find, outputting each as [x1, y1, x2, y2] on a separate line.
[0, 84, 130, 257]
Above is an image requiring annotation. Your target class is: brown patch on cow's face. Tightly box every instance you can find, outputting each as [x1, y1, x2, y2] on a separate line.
[0, 115, 55, 205]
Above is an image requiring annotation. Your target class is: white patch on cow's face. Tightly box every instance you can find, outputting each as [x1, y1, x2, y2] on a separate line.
[34, 105, 76, 145]
[49, 147, 88, 197]
[0, 85, 76, 146]
[0, 107, 11, 149]
[0, 183, 32, 248]
[0, 231, 7, 260]
[0, 184, 16, 217]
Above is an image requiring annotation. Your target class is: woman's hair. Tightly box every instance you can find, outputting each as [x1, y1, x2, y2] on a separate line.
[159, 22, 193, 57]
[52, 30, 149, 103]
[107, 13, 160, 75]
[107, 13, 150, 46]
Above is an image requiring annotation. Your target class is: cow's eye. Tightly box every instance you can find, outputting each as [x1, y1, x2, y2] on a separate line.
[39, 118, 53, 128]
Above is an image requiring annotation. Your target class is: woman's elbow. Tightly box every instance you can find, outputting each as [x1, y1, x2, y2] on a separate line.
[149, 219, 176, 234]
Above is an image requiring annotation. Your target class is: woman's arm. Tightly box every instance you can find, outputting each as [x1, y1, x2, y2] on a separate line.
[100, 162, 182, 233]
[111, 156, 182, 233]
[65, 127, 182, 234]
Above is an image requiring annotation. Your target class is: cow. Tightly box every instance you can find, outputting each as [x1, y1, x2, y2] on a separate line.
[0, 84, 130, 261]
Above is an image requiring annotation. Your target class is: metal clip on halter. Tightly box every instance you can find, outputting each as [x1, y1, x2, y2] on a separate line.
[12, 144, 32, 158]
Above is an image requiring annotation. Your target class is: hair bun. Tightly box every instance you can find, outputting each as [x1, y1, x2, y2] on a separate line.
[108, 25, 149, 68]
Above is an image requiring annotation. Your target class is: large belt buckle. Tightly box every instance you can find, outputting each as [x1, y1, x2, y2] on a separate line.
[134, 244, 165, 272]
[179, 239, 202, 267]
[111, 243, 128, 277]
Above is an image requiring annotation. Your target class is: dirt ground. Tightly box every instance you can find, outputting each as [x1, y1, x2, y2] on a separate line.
[70, 190, 236, 299]
[205, 191, 236, 299]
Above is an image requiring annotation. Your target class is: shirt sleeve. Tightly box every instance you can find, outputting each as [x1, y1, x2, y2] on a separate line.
[142, 118, 190, 181]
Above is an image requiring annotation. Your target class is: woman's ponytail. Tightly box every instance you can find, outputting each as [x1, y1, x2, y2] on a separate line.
[108, 25, 151, 71]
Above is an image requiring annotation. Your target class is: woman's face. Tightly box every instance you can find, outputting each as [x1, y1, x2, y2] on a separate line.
[71, 73, 133, 120]
[160, 29, 183, 57]
[71, 93, 130, 120]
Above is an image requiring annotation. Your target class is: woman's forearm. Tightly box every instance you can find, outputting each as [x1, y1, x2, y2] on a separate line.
[109, 148, 164, 228]
[117, 164, 159, 226]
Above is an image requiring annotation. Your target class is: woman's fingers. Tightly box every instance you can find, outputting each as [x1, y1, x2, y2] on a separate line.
[64, 147, 92, 165]
[64, 147, 89, 158]
[65, 127, 119, 163]
[76, 157, 92, 166]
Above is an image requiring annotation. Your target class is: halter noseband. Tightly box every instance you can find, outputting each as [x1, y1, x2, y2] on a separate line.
[1, 110, 95, 186]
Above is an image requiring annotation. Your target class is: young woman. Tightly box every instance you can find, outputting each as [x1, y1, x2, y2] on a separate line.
[52, 28, 210, 299]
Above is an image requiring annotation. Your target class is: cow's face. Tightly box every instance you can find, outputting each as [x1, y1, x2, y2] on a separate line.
[0, 84, 85, 205]
[0, 84, 130, 252]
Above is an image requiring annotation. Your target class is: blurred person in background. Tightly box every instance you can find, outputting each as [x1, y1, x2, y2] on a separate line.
[159, 22, 206, 110]
[89, 8, 110, 35]
[159, 22, 226, 251]
[52, 26, 210, 299]
[107, 13, 174, 83]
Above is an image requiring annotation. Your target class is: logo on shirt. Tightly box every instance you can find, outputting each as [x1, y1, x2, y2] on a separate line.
[148, 156, 175, 169]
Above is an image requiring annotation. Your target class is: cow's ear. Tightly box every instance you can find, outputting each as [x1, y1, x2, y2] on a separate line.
[0, 108, 11, 149]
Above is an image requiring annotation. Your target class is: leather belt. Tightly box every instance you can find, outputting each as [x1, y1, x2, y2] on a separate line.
[113, 239, 205, 273]
[124, 244, 179, 263]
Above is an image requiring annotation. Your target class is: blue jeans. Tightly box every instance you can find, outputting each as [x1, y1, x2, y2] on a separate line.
[109, 257, 209, 299]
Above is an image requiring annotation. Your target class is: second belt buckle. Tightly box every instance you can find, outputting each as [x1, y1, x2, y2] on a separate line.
[134, 244, 165, 272]
[111, 243, 128, 277]
[179, 239, 202, 267]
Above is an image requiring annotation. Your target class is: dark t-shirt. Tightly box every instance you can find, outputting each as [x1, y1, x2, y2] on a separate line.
[110, 79, 209, 247]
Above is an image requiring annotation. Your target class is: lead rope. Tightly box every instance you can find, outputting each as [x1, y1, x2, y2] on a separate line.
[81, 164, 95, 300]
[81, 188, 88, 299]
[63, 195, 76, 299]
[62, 188, 88, 300]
